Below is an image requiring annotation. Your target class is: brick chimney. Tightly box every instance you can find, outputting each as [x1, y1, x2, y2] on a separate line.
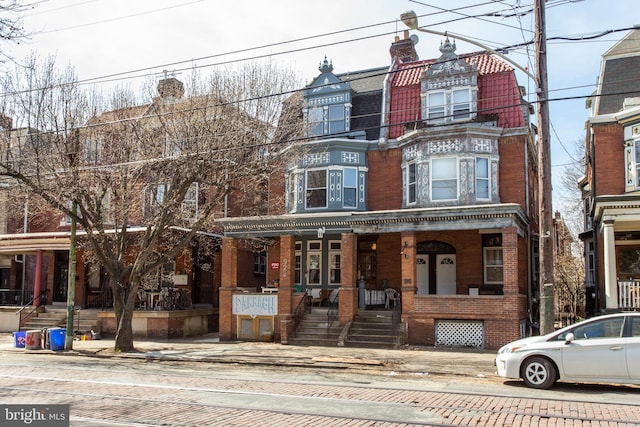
[0, 115, 12, 130]
[157, 76, 184, 99]
[389, 30, 418, 62]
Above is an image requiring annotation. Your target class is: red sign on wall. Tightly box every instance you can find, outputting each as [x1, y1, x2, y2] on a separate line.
[270, 262, 280, 270]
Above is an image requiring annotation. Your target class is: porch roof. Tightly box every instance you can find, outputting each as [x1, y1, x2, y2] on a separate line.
[593, 194, 640, 225]
[218, 203, 529, 238]
[0, 226, 148, 255]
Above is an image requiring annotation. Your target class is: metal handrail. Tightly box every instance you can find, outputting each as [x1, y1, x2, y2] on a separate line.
[291, 290, 310, 337]
[327, 290, 339, 325]
[15, 289, 49, 329]
[391, 298, 403, 347]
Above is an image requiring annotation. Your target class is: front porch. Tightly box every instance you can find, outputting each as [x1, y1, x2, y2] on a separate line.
[617, 280, 640, 310]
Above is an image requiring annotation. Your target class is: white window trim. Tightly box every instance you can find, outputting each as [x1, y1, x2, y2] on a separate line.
[328, 240, 342, 285]
[305, 168, 328, 209]
[423, 86, 475, 123]
[342, 167, 358, 209]
[483, 246, 503, 285]
[475, 157, 491, 201]
[406, 161, 417, 205]
[431, 157, 459, 201]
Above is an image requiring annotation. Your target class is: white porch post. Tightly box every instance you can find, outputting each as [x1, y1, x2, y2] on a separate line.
[602, 220, 618, 309]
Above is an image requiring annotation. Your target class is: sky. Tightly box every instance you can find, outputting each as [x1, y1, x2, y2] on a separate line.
[4, 0, 637, 220]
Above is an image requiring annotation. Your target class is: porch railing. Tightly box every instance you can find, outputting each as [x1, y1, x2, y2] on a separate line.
[618, 280, 640, 309]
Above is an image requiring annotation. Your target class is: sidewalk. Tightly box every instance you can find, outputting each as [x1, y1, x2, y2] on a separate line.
[0, 332, 498, 379]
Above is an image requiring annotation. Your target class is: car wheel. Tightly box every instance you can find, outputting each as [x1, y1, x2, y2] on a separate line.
[522, 356, 557, 389]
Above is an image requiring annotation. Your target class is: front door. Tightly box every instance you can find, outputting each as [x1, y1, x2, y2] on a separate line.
[436, 254, 456, 295]
[53, 252, 69, 303]
[306, 241, 322, 286]
[416, 255, 429, 295]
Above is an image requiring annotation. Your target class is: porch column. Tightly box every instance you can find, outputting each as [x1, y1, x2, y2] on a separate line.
[33, 250, 43, 306]
[338, 233, 357, 324]
[218, 237, 238, 341]
[501, 226, 523, 344]
[278, 235, 296, 344]
[602, 220, 618, 309]
[400, 231, 416, 312]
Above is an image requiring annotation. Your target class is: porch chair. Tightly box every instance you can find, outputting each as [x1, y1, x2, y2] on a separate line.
[385, 288, 400, 309]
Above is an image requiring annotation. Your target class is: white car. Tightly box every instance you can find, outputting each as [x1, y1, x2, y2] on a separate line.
[496, 312, 640, 389]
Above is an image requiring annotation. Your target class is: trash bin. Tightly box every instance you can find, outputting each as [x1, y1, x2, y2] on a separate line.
[25, 330, 42, 350]
[13, 331, 26, 348]
[48, 328, 66, 351]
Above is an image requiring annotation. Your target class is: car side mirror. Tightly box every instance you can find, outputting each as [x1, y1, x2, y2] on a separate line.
[564, 332, 575, 344]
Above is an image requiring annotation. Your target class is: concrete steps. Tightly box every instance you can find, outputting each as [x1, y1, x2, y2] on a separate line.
[288, 308, 342, 347]
[22, 307, 100, 335]
[344, 310, 402, 349]
[289, 309, 403, 349]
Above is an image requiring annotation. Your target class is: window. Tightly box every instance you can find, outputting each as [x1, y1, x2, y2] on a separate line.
[328, 105, 345, 134]
[329, 241, 341, 285]
[181, 182, 199, 221]
[624, 138, 640, 191]
[452, 88, 471, 119]
[431, 158, 457, 200]
[423, 87, 475, 123]
[476, 157, 490, 200]
[85, 138, 101, 164]
[570, 317, 624, 340]
[307, 106, 324, 136]
[484, 247, 503, 285]
[483, 234, 503, 287]
[253, 254, 266, 275]
[407, 162, 417, 204]
[343, 168, 357, 208]
[307, 241, 322, 285]
[306, 169, 327, 208]
[295, 242, 302, 285]
[427, 92, 445, 120]
[151, 183, 168, 206]
[307, 105, 346, 136]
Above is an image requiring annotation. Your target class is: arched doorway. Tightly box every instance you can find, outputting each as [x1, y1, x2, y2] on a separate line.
[416, 241, 456, 295]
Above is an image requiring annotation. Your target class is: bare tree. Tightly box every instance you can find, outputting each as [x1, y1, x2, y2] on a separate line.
[0, 56, 301, 351]
[554, 137, 587, 324]
[0, 1, 30, 61]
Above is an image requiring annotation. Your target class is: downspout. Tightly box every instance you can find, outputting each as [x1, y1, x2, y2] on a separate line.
[590, 126, 599, 314]
[525, 131, 533, 319]
[378, 59, 397, 147]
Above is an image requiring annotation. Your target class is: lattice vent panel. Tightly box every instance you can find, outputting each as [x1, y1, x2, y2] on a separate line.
[435, 320, 484, 348]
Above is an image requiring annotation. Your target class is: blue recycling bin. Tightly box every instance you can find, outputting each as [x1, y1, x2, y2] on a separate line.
[48, 328, 66, 351]
[13, 331, 26, 348]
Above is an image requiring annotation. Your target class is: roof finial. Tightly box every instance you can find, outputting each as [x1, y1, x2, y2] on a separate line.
[319, 56, 333, 73]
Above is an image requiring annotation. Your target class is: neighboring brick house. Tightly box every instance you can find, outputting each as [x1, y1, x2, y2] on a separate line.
[0, 77, 263, 320]
[580, 30, 640, 316]
[219, 32, 539, 349]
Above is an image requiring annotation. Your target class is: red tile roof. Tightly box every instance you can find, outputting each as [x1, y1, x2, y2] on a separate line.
[388, 51, 525, 138]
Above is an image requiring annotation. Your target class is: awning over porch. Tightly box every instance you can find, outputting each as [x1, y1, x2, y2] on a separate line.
[0, 231, 71, 255]
[218, 203, 529, 238]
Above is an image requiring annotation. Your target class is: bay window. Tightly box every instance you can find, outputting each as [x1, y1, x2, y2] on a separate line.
[306, 169, 327, 208]
[475, 157, 490, 200]
[427, 92, 445, 120]
[431, 158, 457, 201]
[407, 162, 417, 204]
[343, 167, 357, 208]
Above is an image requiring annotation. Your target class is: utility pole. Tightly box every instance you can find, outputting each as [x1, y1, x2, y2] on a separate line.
[535, 0, 555, 335]
[64, 200, 77, 350]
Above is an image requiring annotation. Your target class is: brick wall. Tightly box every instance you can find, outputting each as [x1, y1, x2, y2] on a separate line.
[593, 123, 624, 196]
[498, 135, 527, 207]
[367, 149, 403, 210]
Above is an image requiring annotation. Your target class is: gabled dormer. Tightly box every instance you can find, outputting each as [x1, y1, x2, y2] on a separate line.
[303, 57, 352, 137]
[420, 38, 478, 124]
